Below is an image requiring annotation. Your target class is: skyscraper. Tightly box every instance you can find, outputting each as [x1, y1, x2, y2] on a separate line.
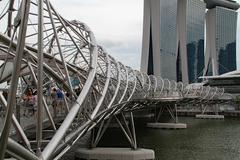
[205, 0, 239, 76]
[140, 0, 178, 81]
[141, 0, 206, 83]
[177, 0, 206, 83]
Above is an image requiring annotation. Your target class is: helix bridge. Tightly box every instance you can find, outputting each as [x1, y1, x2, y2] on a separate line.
[0, 0, 232, 159]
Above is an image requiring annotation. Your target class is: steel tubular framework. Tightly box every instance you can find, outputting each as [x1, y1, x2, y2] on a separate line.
[0, 0, 231, 159]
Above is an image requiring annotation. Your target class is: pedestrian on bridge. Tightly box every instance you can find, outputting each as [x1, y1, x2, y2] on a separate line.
[51, 87, 58, 118]
[23, 89, 36, 117]
[56, 88, 64, 114]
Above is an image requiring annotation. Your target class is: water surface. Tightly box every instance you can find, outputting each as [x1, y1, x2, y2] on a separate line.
[62, 117, 240, 160]
[136, 117, 240, 160]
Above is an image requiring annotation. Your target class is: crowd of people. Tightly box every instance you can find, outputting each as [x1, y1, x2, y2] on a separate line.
[23, 87, 65, 118]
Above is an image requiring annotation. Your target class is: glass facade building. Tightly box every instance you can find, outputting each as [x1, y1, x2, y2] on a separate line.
[141, 0, 178, 81]
[142, 0, 205, 83]
[215, 6, 237, 74]
[142, 0, 238, 83]
[186, 0, 205, 83]
[205, 0, 239, 76]
[177, 0, 206, 83]
[158, 0, 178, 80]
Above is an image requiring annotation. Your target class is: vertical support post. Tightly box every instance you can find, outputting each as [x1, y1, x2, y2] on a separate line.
[0, 0, 31, 159]
[17, 78, 24, 123]
[121, 113, 133, 140]
[93, 118, 112, 148]
[215, 104, 219, 115]
[154, 105, 158, 122]
[91, 128, 95, 148]
[16, 103, 21, 124]
[130, 112, 137, 150]
[7, 0, 15, 37]
[156, 106, 163, 122]
[175, 104, 178, 123]
[201, 104, 204, 114]
[92, 119, 105, 148]
[115, 116, 134, 148]
[202, 104, 207, 114]
[36, 0, 44, 156]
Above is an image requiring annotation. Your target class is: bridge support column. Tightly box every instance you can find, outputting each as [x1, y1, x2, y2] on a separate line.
[196, 104, 224, 119]
[90, 112, 137, 149]
[75, 112, 155, 160]
[147, 103, 187, 129]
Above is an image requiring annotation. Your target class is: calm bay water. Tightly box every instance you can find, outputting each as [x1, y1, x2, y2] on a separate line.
[136, 117, 240, 160]
[63, 117, 240, 160]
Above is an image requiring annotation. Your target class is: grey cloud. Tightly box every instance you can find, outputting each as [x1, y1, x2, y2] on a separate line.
[98, 38, 141, 54]
[47, 0, 144, 70]
[51, 0, 101, 7]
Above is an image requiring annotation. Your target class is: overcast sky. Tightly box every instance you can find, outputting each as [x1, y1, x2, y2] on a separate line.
[51, 0, 240, 70]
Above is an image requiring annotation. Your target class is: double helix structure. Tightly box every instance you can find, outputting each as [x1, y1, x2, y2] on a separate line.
[0, 0, 231, 159]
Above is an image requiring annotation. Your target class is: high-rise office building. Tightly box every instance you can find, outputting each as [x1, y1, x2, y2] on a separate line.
[141, 0, 206, 83]
[177, 0, 206, 83]
[205, 0, 239, 76]
[141, 0, 178, 81]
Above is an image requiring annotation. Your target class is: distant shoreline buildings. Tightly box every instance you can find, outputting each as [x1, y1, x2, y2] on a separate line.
[140, 0, 240, 84]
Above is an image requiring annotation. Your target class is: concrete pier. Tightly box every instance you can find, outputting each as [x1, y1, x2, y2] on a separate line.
[147, 123, 187, 129]
[195, 114, 224, 119]
[75, 147, 155, 160]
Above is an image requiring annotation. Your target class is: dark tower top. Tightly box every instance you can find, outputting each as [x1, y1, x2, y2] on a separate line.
[204, 0, 240, 10]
